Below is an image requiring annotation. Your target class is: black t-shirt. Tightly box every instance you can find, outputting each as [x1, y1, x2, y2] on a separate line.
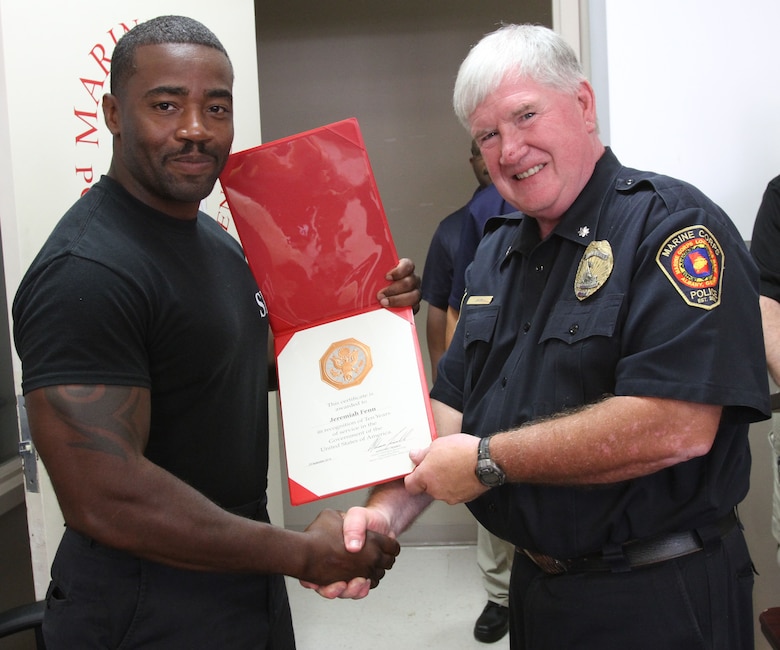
[13, 176, 270, 509]
[750, 174, 780, 301]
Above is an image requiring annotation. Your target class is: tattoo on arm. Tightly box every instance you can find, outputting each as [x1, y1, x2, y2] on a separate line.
[43, 385, 147, 461]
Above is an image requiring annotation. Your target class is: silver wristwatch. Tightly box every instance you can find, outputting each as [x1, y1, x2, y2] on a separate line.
[475, 436, 506, 487]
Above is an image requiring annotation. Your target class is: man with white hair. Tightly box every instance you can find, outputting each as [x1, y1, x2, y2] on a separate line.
[316, 23, 769, 650]
[14, 15, 415, 649]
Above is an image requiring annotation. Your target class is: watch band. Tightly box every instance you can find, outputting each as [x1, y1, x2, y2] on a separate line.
[478, 436, 492, 460]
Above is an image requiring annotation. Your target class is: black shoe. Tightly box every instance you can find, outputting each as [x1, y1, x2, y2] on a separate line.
[473, 601, 509, 643]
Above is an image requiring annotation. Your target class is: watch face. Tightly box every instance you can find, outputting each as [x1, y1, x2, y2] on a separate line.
[476, 461, 505, 487]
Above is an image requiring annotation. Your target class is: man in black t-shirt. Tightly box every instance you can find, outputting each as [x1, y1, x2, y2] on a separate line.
[13, 15, 419, 649]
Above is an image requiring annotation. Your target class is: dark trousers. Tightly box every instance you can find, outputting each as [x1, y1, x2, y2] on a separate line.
[508, 524, 754, 649]
[42, 528, 295, 650]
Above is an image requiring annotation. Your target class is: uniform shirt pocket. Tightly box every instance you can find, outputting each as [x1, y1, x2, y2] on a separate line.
[461, 303, 501, 392]
[539, 293, 624, 344]
[462, 303, 501, 346]
[537, 293, 625, 408]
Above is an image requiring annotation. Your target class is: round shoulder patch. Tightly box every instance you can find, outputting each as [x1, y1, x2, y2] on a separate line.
[655, 225, 723, 310]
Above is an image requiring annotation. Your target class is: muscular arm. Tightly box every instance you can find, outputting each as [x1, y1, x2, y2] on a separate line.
[27, 384, 398, 585]
[761, 295, 780, 386]
[405, 395, 722, 503]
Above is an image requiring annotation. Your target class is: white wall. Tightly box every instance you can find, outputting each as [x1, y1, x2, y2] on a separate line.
[592, 0, 780, 239]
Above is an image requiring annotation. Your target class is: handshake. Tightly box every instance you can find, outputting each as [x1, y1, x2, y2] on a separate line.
[297, 506, 400, 599]
[298, 433, 487, 598]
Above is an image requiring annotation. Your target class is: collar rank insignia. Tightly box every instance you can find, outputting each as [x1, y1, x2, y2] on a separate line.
[574, 240, 613, 300]
[655, 225, 723, 310]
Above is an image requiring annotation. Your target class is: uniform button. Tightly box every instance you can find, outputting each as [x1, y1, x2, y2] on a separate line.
[488, 503, 497, 512]
[501, 377, 507, 387]
[626, 178, 634, 185]
[569, 323, 579, 335]
[535, 264, 544, 272]
[522, 322, 531, 332]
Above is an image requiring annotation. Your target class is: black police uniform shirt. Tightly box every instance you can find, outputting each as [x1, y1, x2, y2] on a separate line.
[431, 148, 770, 559]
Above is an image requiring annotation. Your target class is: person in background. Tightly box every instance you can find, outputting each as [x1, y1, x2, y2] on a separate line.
[422, 139, 490, 383]
[749, 174, 780, 566]
[444, 171, 516, 347]
[315, 23, 769, 650]
[12, 15, 419, 649]
[422, 140, 514, 643]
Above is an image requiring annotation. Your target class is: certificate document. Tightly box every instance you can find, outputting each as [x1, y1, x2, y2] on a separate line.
[220, 118, 435, 504]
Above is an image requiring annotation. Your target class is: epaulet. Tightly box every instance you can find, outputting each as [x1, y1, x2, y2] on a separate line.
[483, 212, 522, 236]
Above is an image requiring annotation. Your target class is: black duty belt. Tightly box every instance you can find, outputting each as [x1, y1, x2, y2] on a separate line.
[521, 510, 738, 575]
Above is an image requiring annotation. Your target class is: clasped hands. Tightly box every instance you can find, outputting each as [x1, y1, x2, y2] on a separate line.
[301, 433, 487, 599]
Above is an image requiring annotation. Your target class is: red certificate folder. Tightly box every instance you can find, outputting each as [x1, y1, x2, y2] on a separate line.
[220, 118, 436, 505]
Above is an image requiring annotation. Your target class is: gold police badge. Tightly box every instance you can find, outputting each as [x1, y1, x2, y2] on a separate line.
[320, 338, 373, 390]
[574, 240, 614, 300]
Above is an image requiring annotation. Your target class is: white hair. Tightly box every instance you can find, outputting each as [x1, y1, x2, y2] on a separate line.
[453, 24, 586, 128]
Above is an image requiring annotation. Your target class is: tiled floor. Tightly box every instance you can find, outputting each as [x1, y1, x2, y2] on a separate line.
[287, 544, 510, 650]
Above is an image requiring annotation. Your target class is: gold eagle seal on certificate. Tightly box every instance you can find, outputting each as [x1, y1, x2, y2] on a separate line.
[320, 338, 373, 389]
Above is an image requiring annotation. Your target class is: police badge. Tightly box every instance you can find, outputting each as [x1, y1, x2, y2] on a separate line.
[575, 240, 614, 300]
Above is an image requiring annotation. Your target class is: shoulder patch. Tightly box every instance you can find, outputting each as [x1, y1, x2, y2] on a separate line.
[655, 226, 723, 310]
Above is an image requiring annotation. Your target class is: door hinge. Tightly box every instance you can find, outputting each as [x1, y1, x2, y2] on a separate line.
[17, 396, 39, 493]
